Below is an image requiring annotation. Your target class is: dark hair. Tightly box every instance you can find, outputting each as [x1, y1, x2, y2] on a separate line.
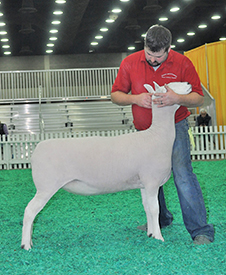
[144, 25, 172, 52]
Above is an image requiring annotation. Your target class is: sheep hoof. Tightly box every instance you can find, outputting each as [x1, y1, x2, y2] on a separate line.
[148, 233, 153, 238]
[21, 244, 31, 250]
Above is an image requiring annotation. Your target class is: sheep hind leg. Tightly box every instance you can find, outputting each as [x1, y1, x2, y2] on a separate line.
[140, 187, 164, 242]
[21, 191, 54, 250]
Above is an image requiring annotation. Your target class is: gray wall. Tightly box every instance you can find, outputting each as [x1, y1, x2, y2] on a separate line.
[0, 52, 128, 71]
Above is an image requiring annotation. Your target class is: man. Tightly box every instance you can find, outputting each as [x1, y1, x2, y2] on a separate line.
[0, 121, 8, 156]
[196, 108, 212, 149]
[0, 121, 9, 139]
[111, 25, 214, 245]
[196, 108, 212, 127]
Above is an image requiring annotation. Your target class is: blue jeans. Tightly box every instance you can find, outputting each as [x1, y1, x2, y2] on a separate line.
[159, 118, 214, 241]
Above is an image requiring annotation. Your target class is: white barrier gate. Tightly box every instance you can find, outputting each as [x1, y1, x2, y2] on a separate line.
[0, 126, 225, 170]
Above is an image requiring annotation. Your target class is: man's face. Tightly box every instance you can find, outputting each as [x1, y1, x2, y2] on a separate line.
[144, 46, 170, 67]
[201, 112, 207, 118]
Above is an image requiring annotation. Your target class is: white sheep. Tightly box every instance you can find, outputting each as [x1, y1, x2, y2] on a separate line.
[21, 82, 191, 250]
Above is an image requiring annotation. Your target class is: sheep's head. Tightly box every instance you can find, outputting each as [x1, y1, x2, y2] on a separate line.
[144, 82, 192, 95]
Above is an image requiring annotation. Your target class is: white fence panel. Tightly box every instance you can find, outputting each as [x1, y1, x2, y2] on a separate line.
[0, 126, 226, 170]
[190, 125, 226, 160]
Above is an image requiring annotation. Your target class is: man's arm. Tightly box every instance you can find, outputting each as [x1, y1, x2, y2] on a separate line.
[174, 92, 204, 107]
[111, 91, 153, 109]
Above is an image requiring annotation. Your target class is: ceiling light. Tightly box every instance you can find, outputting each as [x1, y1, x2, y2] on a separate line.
[51, 20, 61, 25]
[90, 42, 98, 45]
[49, 29, 58, 33]
[171, 45, 176, 48]
[49, 37, 57, 41]
[128, 46, 135, 50]
[46, 50, 53, 53]
[53, 11, 63, 15]
[0, 31, 7, 35]
[159, 17, 168, 21]
[2, 45, 10, 48]
[219, 37, 226, 41]
[125, 18, 140, 30]
[18, 0, 37, 14]
[55, 0, 66, 3]
[19, 23, 35, 34]
[111, 8, 122, 13]
[95, 35, 103, 39]
[0, 22, 5, 26]
[187, 32, 195, 36]
[170, 7, 180, 12]
[100, 28, 108, 32]
[143, 0, 162, 11]
[120, 0, 130, 2]
[47, 43, 54, 47]
[0, 12, 3, 16]
[211, 15, 221, 20]
[177, 38, 185, 43]
[105, 19, 115, 23]
[4, 51, 11, 55]
[198, 24, 207, 29]
[1, 38, 8, 42]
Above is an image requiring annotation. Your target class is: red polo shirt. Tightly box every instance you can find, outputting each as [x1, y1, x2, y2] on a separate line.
[111, 49, 203, 130]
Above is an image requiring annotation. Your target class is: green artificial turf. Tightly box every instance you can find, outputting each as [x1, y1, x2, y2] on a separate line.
[0, 160, 226, 274]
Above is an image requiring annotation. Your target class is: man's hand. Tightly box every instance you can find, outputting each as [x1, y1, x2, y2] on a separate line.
[153, 84, 204, 108]
[135, 93, 153, 109]
[111, 91, 153, 109]
[153, 84, 178, 107]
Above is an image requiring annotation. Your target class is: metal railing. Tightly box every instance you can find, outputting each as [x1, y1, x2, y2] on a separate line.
[0, 67, 217, 130]
[0, 68, 118, 100]
[0, 100, 134, 134]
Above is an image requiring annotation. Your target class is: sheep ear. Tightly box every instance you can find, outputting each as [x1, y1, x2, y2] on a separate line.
[153, 82, 161, 92]
[144, 84, 155, 94]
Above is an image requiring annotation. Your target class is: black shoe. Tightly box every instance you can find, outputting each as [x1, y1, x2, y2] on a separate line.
[160, 218, 173, 229]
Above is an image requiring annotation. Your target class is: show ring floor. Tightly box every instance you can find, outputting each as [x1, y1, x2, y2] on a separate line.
[0, 159, 226, 274]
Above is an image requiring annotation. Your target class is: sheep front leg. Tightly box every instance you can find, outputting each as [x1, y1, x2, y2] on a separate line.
[140, 187, 164, 241]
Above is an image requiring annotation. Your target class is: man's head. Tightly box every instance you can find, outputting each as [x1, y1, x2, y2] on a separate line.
[144, 24, 172, 52]
[144, 25, 172, 67]
[200, 108, 207, 117]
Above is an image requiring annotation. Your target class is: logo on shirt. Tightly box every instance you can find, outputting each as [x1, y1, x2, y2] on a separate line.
[161, 73, 177, 79]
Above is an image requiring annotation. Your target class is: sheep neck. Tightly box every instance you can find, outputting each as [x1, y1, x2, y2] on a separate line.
[147, 103, 179, 142]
